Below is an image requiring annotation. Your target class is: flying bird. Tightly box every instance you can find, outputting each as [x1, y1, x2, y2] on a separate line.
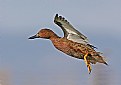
[29, 14, 108, 74]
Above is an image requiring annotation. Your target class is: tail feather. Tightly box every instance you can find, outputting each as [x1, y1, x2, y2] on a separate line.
[90, 55, 108, 65]
[96, 55, 108, 65]
[104, 61, 108, 66]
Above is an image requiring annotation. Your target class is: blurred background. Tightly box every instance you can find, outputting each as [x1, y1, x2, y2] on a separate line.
[0, 0, 121, 85]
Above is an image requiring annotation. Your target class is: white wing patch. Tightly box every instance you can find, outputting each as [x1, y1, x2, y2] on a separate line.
[65, 28, 78, 35]
[67, 33, 88, 44]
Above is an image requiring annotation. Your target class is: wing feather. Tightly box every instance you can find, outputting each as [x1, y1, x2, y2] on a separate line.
[54, 14, 88, 43]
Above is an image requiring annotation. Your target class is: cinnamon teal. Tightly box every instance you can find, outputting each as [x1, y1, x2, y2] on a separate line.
[29, 14, 108, 74]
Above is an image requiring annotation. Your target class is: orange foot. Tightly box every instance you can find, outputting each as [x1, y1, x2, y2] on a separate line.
[84, 53, 92, 74]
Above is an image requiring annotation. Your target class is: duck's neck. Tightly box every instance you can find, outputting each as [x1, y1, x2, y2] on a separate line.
[49, 33, 60, 40]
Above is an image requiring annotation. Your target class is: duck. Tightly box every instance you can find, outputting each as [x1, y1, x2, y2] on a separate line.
[29, 14, 108, 74]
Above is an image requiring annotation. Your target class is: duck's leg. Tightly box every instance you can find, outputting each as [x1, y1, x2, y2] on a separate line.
[84, 53, 92, 74]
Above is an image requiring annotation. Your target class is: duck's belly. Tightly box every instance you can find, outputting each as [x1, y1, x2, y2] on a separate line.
[53, 40, 84, 59]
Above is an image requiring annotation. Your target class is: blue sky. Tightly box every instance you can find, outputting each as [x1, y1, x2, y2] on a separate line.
[0, 0, 121, 85]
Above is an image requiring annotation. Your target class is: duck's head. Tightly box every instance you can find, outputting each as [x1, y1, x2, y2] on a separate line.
[29, 29, 58, 39]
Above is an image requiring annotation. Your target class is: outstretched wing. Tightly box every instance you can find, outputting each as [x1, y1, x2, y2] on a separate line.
[54, 14, 88, 44]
